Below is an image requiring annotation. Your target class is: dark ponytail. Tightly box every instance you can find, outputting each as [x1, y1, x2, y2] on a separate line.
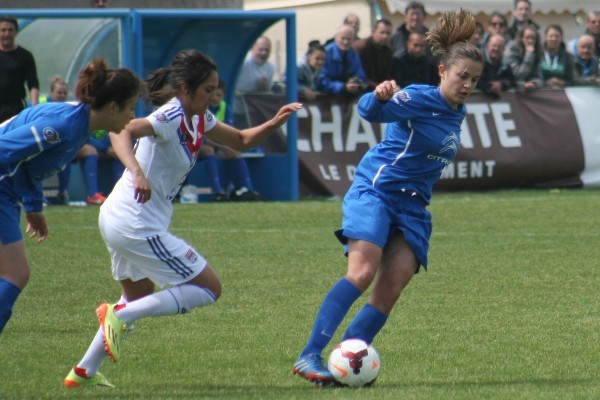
[145, 49, 217, 107]
[75, 58, 142, 110]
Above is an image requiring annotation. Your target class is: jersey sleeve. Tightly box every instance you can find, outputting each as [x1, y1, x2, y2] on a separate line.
[204, 111, 218, 132]
[357, 87, 421, 123]
[0, 117, 73, 212]
[0, 117, 69, 164]
[146, 103, 184, 143]
[21, 180, 45, 213]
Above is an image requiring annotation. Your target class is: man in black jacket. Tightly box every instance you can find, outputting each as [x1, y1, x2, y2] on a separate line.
[477, 34, 516, 97]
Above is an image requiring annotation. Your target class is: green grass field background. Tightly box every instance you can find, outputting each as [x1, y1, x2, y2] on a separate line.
[1, 190, 598, 399]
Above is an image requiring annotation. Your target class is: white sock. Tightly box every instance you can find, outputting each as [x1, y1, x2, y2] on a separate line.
[115, 284, 216, 324]
[77, 296, 127, 376]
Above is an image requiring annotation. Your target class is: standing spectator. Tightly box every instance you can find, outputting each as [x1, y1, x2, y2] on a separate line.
[572, 34, 600, 86]
[391, 32, 435, 88]
[504, 24, 543, 91]
[477, 34, 516, 97]
[0, 59, 142, 336]
[568, 12, 600, 57]
[281, 41, 326, 102]
[235, 36, 275, 94]
[63, 49, 300, 388]
[318, 25, 368, 95]
[540, 24, 574, 88]
[507, 0, 539, 40]
[0, 15, 39, 123]
[390, 1, 429, 57]
[481, 12, 510, 48]
[292, 9, 483, 385]
[352, 19, 394, 88]
[234, 36, 275, 129]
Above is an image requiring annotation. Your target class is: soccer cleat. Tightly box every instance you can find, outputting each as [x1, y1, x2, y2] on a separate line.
[87, 192, 107, 205]
[64, 368, 115, 388]
[96, 303, 127, 362]
[229, 186, 265, 202]
[292, 353, 334, 384]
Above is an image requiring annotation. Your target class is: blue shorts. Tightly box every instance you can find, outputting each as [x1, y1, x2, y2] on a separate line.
[335, 182, 432, 270]
[0, 188, 23, 245]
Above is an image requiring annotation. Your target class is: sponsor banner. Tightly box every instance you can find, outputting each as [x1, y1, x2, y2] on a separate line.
[564, 87, 600, 187]
[239, 89, 597, 197]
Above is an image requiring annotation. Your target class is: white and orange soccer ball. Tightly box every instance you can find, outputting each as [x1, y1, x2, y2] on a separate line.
[327, 339, 381, 387]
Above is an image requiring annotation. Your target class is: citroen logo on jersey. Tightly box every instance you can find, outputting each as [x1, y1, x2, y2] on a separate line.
[439, 131, 459, 156]
[43, 127, 60, 144]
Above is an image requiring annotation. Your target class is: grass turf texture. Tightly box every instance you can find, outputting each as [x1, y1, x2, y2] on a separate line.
[0, 189, 598, 399]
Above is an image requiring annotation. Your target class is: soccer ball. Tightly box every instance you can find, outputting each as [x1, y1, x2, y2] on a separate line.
[327, 339, 380, 387]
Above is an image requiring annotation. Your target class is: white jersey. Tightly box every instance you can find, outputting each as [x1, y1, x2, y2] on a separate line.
[100, 97, 218, 236]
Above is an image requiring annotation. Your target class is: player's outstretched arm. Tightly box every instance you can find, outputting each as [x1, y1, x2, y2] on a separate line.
[206, 102, 302, 151]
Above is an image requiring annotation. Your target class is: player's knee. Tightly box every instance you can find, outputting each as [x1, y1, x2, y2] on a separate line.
[346, 268, 376, 292]
[2, 265, 30, 289]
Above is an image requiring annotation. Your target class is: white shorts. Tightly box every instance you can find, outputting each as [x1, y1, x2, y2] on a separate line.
[99, 216, 207, 288]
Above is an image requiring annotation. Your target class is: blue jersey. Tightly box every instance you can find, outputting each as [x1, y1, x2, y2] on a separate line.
[355, 84, 466, 204]
[0, 102, 91, 212]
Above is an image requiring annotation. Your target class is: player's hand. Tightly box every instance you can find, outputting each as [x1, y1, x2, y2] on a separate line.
[25, 212, 48, 243]
[131, 170, 152, 203]
[271, 103, 303, 128]
[374, 80, 399, 101]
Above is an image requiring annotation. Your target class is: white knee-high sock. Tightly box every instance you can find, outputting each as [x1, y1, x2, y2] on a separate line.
[115, 284, 216, 324]
[77, 296, 128, 376]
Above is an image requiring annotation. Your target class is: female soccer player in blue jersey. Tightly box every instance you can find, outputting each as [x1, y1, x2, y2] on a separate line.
[0, 59, 142, 335]
[292, 9, 484, 385]
[64, 49, 301, 388]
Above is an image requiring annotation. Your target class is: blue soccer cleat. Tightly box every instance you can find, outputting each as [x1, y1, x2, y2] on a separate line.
[292, 353, 334, 384]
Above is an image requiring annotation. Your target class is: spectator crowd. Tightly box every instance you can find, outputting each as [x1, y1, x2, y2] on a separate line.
[277, 1, 600, 100]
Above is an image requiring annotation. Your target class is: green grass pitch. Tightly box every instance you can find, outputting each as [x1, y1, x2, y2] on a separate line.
[1, 189, 599, 399]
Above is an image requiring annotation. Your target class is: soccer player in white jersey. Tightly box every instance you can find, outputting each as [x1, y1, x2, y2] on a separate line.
[65, 49, 301, 388]
[292, 10, 483, 385]
[0, 60, 141, 337]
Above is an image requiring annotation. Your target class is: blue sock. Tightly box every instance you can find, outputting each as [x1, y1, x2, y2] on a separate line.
[234, 158, 254, 191]
[58, 166, 71, 193]
[0, 278, 22, 335]
[300, 278, 362, 357]
[204, 156, 224, 193]
[84, 155, 99, 196]
[343, 303, 388, 344]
